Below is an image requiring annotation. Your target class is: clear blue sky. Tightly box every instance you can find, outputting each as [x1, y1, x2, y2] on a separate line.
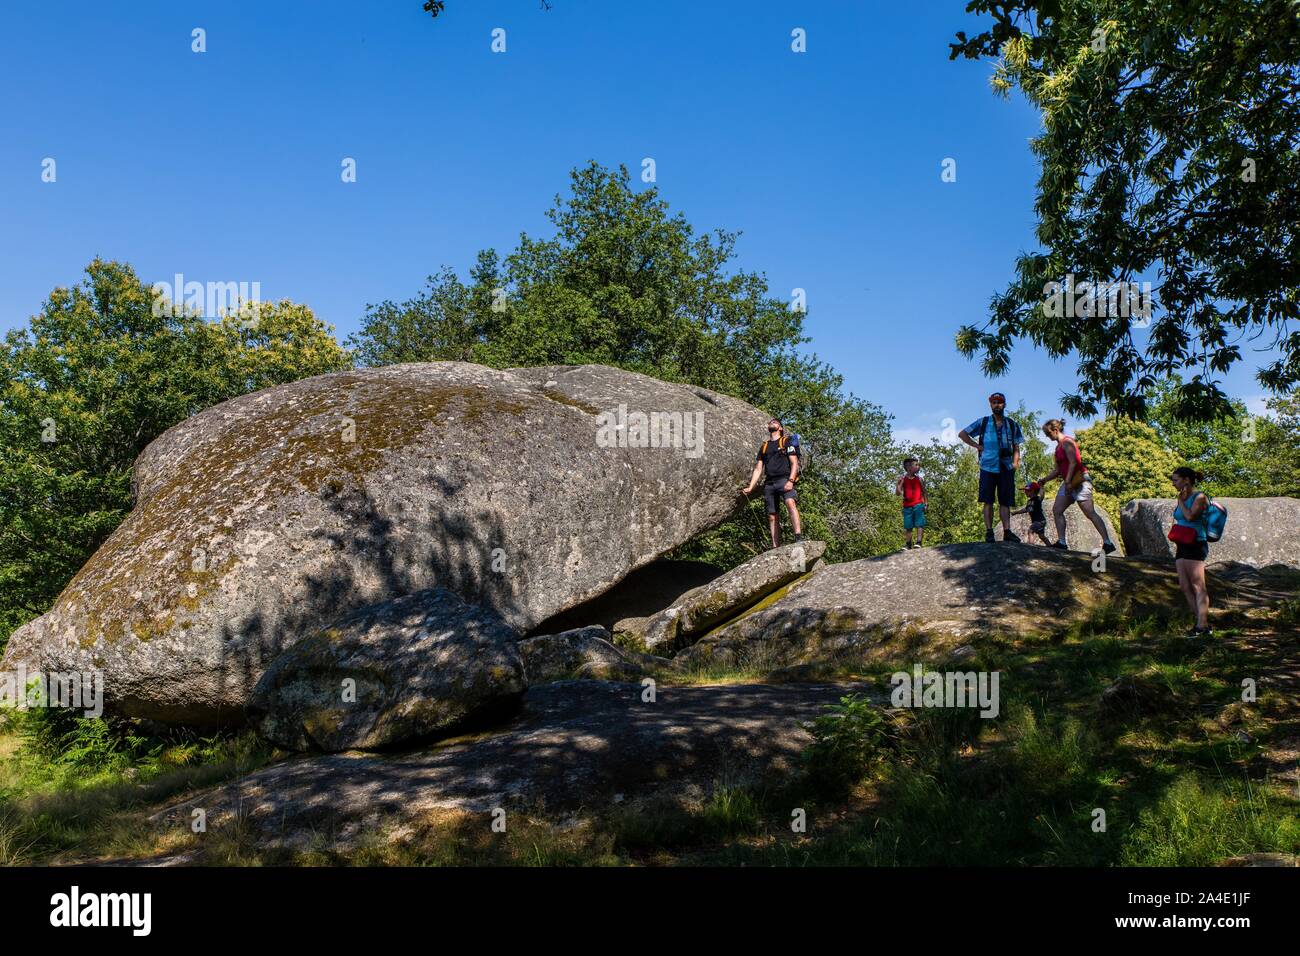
[0, 0, 1275, 443]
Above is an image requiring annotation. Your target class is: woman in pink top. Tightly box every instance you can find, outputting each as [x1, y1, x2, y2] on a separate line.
[1035, 419, 1117, 553]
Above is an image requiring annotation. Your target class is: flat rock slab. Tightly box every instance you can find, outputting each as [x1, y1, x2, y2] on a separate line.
[614, 542, 825, 654]
[670, 541, 826, 641]
[529, 559, 723, 634]
[151, 680, 867, 844]
[677, 542, 1275, 670]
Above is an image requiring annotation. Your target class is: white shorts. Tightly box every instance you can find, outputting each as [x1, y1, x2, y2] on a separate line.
[1057, 478, 1093, 503]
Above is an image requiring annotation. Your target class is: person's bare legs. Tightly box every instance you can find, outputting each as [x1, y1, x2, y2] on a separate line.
[999, 504, 1012, 536]
[785, 497, 802, 536]
[1176, 559, 1194, 614]
[1052, 493, 1069, 543]
[982, 501, 994, 533]
[768, 513, 780, 548]
[1186, 559, 1210, 629]
[1077, 497, 1111, 543]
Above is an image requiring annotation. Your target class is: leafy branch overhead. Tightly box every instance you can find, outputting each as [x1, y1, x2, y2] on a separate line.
[423, 0, 552, 18]
[951, 0, 1300, 420]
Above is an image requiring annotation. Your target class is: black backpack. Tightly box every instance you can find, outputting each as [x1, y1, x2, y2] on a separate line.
[760, 430, 809, 479]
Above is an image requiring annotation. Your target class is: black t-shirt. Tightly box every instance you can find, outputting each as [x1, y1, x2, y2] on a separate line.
[757, 434, 799, 482]
[1027, 494, 1045, 523]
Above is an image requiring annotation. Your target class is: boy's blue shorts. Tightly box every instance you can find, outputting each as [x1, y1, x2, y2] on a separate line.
[903, 503, 927, 530]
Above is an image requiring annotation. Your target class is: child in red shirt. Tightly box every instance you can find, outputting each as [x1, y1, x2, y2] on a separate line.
[895, 457, 927, 550]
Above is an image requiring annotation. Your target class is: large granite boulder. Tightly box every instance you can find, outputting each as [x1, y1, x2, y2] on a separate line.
[247, 589, 526, 752]
[1121, 497, 1300, 567]
[613, 541, 826, 653]
[3, 363, 767, 725]
[1010, 500, 1122, 554]
[675, 542, 1265, 671]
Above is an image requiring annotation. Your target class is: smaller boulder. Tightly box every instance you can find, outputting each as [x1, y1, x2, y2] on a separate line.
[613, 541, 826, 654]
[247, 589, 526, 753]
[611, 613, 681, 655]
[670, 541, 827, 640]
[1121, 497, 1300, 568]
[518, 626, 661, 683]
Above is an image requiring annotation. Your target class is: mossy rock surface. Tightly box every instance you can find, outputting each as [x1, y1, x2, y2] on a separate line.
[4, 362, 768, 726]
[518, 626, 660, 684]
[247, 588, 526, 752]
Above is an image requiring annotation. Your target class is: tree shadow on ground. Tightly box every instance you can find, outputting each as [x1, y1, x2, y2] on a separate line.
[150, 681, 863, 843]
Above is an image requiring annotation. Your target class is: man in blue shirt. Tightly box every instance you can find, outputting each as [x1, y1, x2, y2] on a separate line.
[958, 392, 1024, 543]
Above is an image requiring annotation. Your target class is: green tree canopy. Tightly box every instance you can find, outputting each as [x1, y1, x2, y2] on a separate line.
[350, 161, 899, 561]
[0, 259, 350, 645]
[1251, 389, 1300, 497]
[1146, 375, 1257, 496]
[952, 0, 1300, 421]
[1075, 415, 1180, 517]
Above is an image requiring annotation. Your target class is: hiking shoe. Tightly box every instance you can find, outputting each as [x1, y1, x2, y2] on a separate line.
[1052, 541, 1069, 551]
[1003, 531, 1021, 543]
[794, 533, 805, 542]
[1102, 541, 1117, 554]
[984, 529, 996, 543]
[1188, 626, 1214, 638]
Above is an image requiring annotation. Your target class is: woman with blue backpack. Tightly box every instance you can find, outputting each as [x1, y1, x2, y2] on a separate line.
[1168, 466, 1220, 637]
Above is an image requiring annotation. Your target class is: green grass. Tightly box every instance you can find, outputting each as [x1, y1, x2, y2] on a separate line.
[3, 592, 1296, 867]
[1119, 774, 1300, 866]
[1276, 597, 1300, 627]
[0, 708, 271, 865]
[684, 605, 1298, 866]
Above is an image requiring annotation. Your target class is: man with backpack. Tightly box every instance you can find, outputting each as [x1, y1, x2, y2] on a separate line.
[741, 418, 804, 548]
[958, 392, 1023, 543]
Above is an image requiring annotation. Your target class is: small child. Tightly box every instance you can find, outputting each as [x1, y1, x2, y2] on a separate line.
[1012, 481, 1050, 545]
[895, 457, 927, 549]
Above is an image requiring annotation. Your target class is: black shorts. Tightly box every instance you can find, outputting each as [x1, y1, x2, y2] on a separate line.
[763, 480, 798, 514]
[978, 468, 1016, 506]
[1175, 540, 1209, 562]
